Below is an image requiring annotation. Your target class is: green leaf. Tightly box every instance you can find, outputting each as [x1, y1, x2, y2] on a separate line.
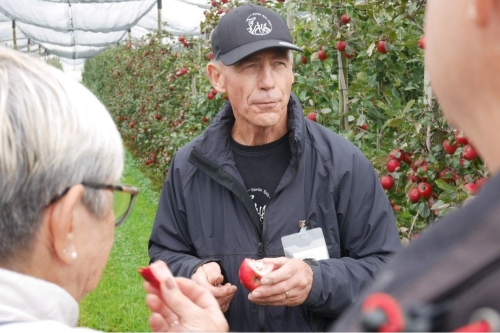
[320, 108, 332, 114]
[403, 99, 415, 113]
[434, 179, 456, 192]
[357, 72, 369, 82]
[418, 202, 430, 218]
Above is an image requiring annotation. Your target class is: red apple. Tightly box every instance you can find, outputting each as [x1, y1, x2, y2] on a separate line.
[386, 159, 400, 173]
[380, 175, 395, 190]
[307, 112, 317, 122]
[207, 93, 214, 100]
[475, 177, 489, 191]
[465, 183, 478, 195]
[418, 36, 425, 50]
[211, 0, 217, 6]
[359, 123, 368, 131]
[202, 116, 209, 123]
[341, 13, 351, 24]
[181, 67, 188, 75]
[178, 35, 185, 42]
[443, 139, 458, 155]
[417, 182, 433, 199]
[336, 41, 347, 52]
[301, 55, 307, 65]
[454, 133, 468, 145]
[462, 144, 478, 160]
[138, 266, 160, 289]
[318, 49, 327, 61]
[377, 40, 388, 54]
[238, 259, 275, 291]
[409, 188, 421, 203]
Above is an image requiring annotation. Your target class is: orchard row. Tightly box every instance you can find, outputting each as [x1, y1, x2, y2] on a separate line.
[82, 0, 487, 241]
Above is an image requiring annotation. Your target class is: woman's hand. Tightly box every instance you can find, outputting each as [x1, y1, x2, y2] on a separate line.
[144, 261, 229, 332]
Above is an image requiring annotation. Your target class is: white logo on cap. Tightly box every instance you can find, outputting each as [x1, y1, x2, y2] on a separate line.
[246, 13, 272, 36]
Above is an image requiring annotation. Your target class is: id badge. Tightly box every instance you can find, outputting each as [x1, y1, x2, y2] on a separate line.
[281, 220, 329, 260]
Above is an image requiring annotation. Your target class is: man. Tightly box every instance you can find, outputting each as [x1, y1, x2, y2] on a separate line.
[327, 0, 500, 331]
[148, 4, 401, 331]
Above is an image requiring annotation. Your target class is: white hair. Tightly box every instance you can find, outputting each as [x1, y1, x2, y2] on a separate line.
[0, 47, 124, 262]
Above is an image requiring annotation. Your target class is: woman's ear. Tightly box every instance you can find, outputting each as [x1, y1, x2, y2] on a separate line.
[47, 184, 85, 265]
[206, 62, 227, 94]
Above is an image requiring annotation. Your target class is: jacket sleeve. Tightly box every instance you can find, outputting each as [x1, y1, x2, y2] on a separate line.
[148, 153, 227, 280]
[302, 147, 402, 317]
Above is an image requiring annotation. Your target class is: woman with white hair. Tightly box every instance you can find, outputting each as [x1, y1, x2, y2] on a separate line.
[0, 47, 227, 332]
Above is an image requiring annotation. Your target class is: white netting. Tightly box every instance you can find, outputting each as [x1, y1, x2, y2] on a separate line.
[0, 0, 207, 61]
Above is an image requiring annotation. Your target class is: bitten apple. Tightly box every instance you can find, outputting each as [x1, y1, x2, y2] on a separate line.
[138, 266, 161, 289]
[238, 259, 275, 291]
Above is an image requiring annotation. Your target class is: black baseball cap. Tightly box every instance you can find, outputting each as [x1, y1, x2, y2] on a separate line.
[211, 4, 303, 66]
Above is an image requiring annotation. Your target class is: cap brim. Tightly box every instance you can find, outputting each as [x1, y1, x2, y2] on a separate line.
[219, 39, 303, 66]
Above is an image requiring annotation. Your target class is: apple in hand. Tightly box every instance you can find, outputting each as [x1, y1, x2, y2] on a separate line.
[138, 266, 161, 289]
[238, 259, 275, 291]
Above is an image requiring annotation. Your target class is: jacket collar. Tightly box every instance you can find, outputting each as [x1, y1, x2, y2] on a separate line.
[0, 268, 79, 326]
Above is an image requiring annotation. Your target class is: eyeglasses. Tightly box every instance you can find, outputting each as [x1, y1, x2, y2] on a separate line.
[48, 182, 139, 227]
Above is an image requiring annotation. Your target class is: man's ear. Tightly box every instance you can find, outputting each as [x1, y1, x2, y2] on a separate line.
[47, 184, 85, 265]
[206, 62, 227, 94]
[471, 0, 498, 27]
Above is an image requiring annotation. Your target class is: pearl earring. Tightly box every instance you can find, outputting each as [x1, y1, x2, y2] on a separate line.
[71, 251, 78, 260]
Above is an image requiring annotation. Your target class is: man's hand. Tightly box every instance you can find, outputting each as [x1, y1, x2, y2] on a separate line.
[248, 257, 313, 307]
[192, 262, 237, 312]
[144, 261, 229, 332]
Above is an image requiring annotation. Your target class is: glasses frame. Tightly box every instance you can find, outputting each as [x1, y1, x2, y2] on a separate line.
[48, 182, 139, 227]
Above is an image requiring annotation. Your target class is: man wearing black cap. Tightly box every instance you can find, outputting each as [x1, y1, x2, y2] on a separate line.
[148, 4, 401, 331]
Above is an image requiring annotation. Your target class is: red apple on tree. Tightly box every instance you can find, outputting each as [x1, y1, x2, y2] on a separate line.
[341, 13, 351, 24]
[301, 55, 307, 64]
[386, 159, 400, 173]
[417, 182, 433, 199]
[238, 259, 275, 291]
[462, 144, 478, 160]
[377, 40, 388, 54]
[207, 92, 214, 100]
[409, 188, 421, 203]
[318, 49, 327, 61]
[454, 132, 468, 145]
[336, 41, 347, 52]
[465, 183, 478, 195]
[418, 36, 425, 50]
[307, 112, 317, 122]
[443, 139, 458, 155]
[380, 175, 395, 190]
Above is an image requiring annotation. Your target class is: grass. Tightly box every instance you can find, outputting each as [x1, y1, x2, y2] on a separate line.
[78, 151, 161, 332]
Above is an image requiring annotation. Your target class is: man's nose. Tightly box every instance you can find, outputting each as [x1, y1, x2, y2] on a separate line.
[258, 65, 275, 90]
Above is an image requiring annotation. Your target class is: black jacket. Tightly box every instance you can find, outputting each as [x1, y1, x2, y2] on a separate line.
[149, 94, 401, 332]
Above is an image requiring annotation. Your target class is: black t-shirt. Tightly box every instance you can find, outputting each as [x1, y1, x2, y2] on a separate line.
[230, 132, 292, 223]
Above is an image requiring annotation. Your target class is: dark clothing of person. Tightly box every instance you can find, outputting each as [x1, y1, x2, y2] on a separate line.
[230, 132, 292, 223]
[149, 94, 401, 332]
[330, 173, 500, 332]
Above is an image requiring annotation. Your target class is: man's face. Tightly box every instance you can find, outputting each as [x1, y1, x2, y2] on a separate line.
[217, 48, 294, 131]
